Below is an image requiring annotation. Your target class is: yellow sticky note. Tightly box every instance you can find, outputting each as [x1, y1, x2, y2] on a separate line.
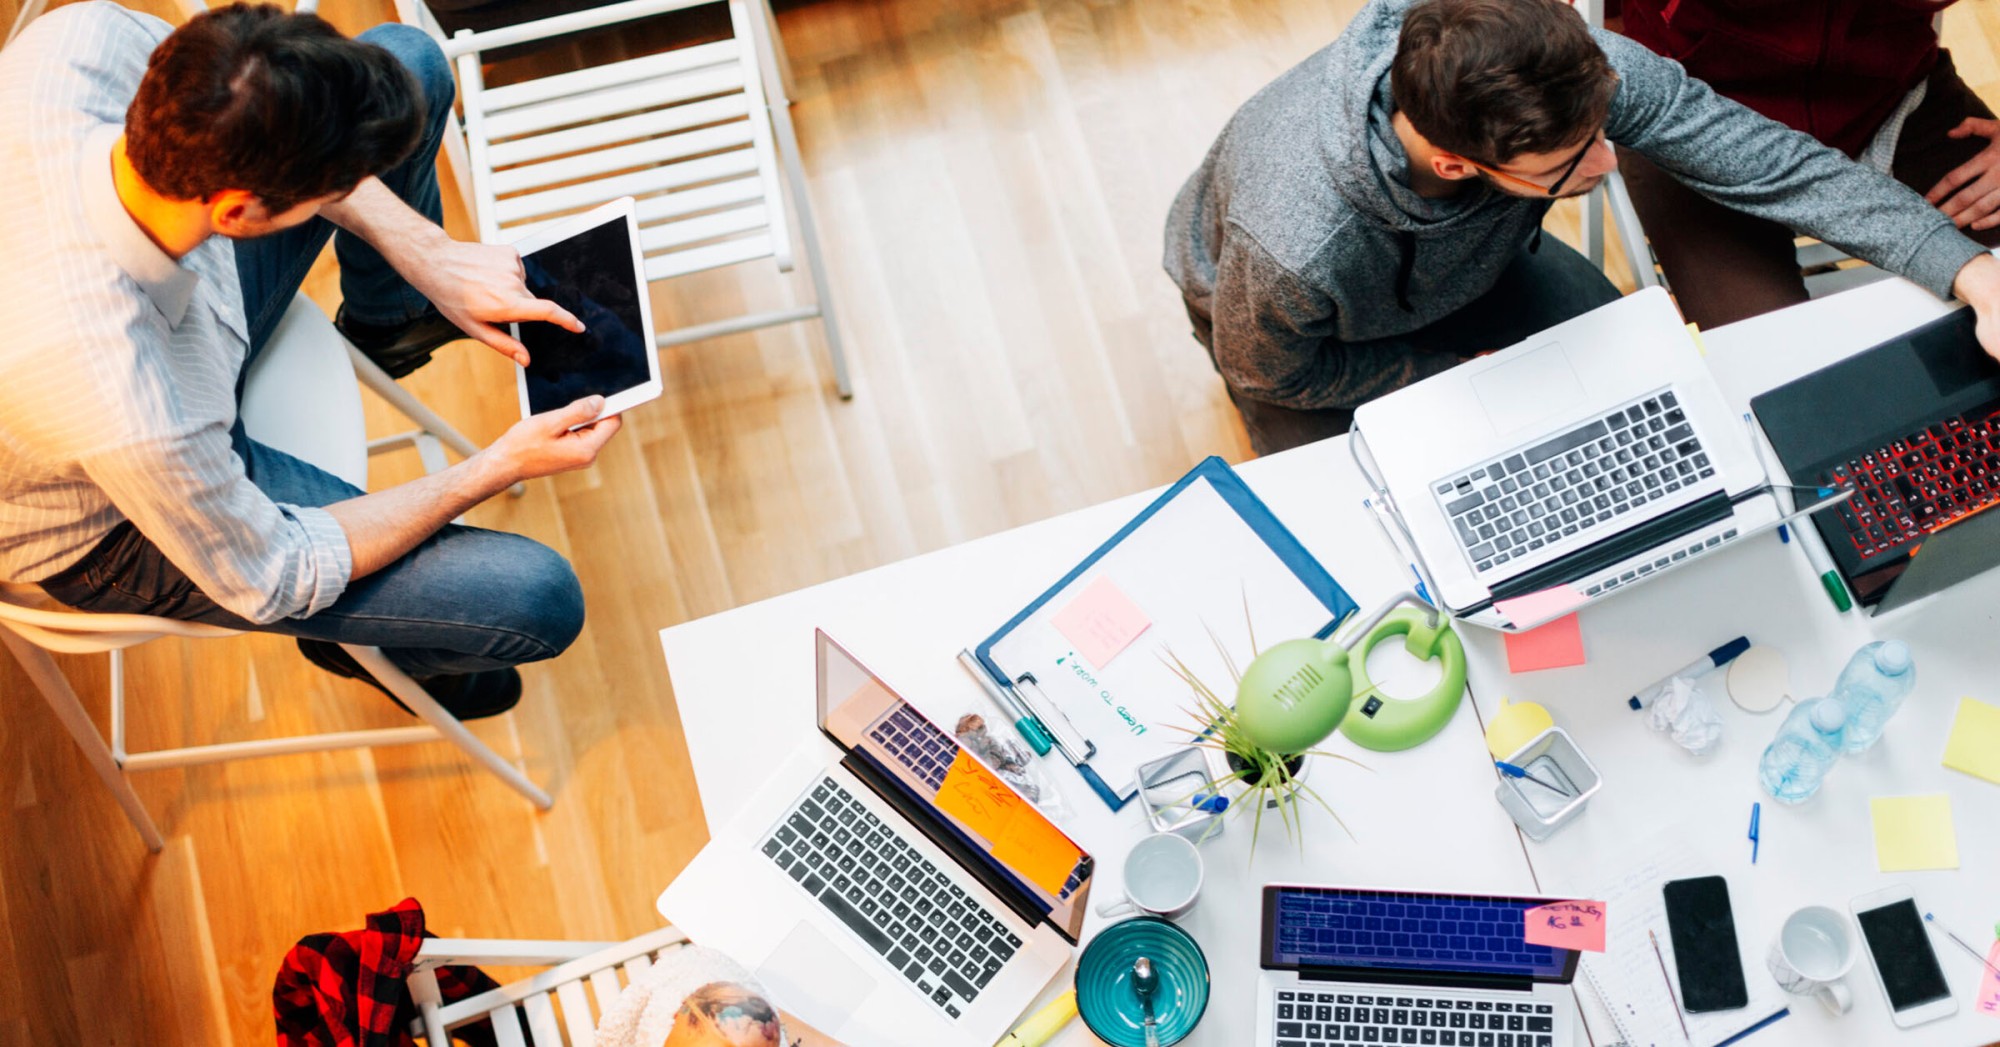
[991, 809, 1084, 898]
[1870, 794, 1960, 872]
[1943, 697, 2000, 786]
[935, 751, 1021, 844]
[1485, 698, 1555, 760]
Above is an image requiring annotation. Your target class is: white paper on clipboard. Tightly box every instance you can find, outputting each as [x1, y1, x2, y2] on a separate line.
[986, 475, 1343, 795]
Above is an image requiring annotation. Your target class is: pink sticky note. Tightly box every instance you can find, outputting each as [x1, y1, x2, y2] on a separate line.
[1494, 584, 1590, 628]
[1523, 900, 1607, 953]
[1504, 613, 1586, 673]
[1978, 939, 2000, 1018]
[1051, 576, 1152, 669]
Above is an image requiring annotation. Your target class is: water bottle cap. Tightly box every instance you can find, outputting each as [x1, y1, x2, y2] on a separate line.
[1874, 640, 1912, 674]
[1810, 699, 1848, 731]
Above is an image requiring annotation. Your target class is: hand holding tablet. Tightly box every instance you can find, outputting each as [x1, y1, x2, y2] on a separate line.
[506, 197, 663, 426]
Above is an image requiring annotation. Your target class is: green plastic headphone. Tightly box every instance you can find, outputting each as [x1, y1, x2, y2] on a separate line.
[1233, 597, 1467, 755]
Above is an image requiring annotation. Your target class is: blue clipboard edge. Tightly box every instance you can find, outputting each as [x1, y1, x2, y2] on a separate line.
[971, 456, 1360, 810]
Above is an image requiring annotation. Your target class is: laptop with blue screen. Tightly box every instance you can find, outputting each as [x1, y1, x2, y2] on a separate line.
[1257, 884, 1581, 1047]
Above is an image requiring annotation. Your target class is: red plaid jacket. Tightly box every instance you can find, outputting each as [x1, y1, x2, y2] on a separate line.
[273, 898, 502, 1047]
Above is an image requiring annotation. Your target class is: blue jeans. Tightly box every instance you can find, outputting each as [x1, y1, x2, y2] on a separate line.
[42, 26, 586, 679]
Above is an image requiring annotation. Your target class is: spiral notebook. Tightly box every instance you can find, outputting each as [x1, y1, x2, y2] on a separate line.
[1571, 841, 1789, 1047]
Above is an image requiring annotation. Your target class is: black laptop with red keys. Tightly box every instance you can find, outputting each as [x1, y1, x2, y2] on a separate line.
[1753, 306, 2000, 610]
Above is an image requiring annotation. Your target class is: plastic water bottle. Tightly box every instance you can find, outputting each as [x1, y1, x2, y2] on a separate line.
[1831, 640, 1915, 754]
[1758, 697, 1850, 804]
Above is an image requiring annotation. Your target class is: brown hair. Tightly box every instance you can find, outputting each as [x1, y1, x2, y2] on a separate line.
[1390, 0, 1618, 164]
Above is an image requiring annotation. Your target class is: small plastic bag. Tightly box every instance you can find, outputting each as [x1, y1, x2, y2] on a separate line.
[955, 714, 1067, 819]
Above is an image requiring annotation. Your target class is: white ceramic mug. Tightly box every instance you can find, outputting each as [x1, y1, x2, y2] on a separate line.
[1766, 905, 1857, 1015]
[1094, 832, 1204, 920]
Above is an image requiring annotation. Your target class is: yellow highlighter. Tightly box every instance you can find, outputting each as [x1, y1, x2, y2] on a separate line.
[995, 989, 1078, 1047]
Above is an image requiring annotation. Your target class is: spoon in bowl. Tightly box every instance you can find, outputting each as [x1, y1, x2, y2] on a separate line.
[1132, 956, 1161, 1047]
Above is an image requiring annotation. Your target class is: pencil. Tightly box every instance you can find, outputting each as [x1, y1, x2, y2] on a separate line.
[1649, 929, 1691, 1042]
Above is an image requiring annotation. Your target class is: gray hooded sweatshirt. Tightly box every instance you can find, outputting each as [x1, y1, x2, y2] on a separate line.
[1163, 0, 1986, 412]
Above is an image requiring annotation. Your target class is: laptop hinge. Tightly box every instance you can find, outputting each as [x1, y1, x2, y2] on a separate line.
[1296, 967, 1536, 994]
[1466, 490, 1735, 617]
[838, 749, 1061, 941]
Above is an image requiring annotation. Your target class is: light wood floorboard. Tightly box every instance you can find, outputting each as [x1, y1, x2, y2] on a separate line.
[4, 0, 2000, 1041]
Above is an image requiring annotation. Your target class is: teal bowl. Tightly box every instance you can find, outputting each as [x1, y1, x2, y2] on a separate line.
[1075, 917, 1211, 1046]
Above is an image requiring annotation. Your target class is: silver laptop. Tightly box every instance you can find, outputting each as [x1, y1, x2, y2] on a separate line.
[1256, 884, 1583, 1047]
[1353, 288, 1781, 631]
[658, 630, 1089, 1046]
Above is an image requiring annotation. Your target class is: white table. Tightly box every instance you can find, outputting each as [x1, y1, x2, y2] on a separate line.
[659, 273, 2000, 1047]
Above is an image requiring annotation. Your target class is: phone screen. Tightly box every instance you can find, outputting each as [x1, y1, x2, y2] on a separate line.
[1855, 899, 1951, 1011]
[1663, 876, 1749, 1012]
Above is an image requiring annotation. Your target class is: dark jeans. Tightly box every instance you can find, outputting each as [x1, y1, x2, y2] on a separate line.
[40, 26, 586, 679]
[1201, 237, 1623, 456]
[1621, 50, 2000, 332]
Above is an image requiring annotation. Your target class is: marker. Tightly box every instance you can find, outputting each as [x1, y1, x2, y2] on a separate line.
[1495, 760, 1569, 795]
[996, 989, 1078, 1047]
[1748, 802, 1760, 865]
[1745, 413, 1853, 613]
[957, 649, 1053, 757]
[1924, 913, 2000, 977]
[1628, 637, 1752, 710]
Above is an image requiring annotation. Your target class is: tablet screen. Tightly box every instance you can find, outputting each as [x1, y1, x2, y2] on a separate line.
[518, 214, 651, 415]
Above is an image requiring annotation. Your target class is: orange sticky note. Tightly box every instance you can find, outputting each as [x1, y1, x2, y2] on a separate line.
[1524, 900, 1607, 952]
[1504, 613, 1586, 673]
[933, 752, 1082, 896]
[1051, 575, 1151, 669]
[1977, 940, 2000, 1018]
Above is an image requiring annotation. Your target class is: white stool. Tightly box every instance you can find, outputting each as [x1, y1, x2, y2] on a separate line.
[0, 295, 552, 855]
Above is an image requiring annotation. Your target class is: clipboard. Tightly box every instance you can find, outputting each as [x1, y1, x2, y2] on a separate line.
[971, 457, 1358, 810]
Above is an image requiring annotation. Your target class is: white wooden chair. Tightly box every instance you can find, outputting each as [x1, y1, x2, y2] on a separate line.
[406, 926, 688, 1047]
[404, 0, 854, 399]
[0, 295, 552, 855]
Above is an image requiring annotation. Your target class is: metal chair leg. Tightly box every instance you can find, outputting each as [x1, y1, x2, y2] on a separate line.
[0, 629, 164, 852]
[767, 98, 854, 400]
[348, 346, 526, 496]
[344, 645, 553, 810]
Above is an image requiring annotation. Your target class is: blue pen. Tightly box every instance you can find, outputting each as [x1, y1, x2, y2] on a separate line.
[1364, 497, 1432, 606]
[1749, 802, 1761, 864]
[1629, 636, 1752, 710]
[1495, 760, 1569, 795]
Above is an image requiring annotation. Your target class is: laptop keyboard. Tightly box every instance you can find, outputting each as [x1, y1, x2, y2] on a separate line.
[1434, 392, 1712, 574]
[761, 777, 1020, 1020]
[1274, 990, 1554, 1047]
[1822, 406, 2000, 562]
[868, 705, 956, 790]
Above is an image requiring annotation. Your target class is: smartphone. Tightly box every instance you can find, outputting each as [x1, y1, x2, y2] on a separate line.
[1850, 885, 1957, 1028]
[1662, 876, 1750, 1012]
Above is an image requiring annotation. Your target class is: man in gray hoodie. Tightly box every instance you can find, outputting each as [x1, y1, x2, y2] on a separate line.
[1166, 0, 2000, 455]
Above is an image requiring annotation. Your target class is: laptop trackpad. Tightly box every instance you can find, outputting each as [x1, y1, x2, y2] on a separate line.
[1471, 341, 1585, 436]
[757, 921, 880, 1034]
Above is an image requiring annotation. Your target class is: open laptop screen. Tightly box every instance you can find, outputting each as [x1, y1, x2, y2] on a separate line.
[817, 630, 1092, 942]
[1263, 886, 1581, 985]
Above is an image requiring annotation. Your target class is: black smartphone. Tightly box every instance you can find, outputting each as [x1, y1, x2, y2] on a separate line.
[1662, 876, 1750, 1012]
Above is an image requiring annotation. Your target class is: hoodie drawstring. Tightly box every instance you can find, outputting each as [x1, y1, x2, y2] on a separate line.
[1394, 230, 1416, 313]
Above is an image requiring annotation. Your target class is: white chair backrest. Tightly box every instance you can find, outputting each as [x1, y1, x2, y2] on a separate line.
[447, 0, 792, 281]
[420, 926, 690, 1047]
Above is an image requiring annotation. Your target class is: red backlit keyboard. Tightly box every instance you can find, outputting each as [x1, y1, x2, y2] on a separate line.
[1825, 408, 2000, 560]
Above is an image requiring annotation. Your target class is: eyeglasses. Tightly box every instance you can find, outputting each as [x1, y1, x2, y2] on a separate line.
[1468, 133, 1600, 197]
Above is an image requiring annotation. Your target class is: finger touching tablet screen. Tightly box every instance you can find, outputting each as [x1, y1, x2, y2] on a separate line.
[509, 197, 661, 422]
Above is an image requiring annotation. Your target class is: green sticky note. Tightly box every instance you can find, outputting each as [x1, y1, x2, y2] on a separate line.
[1869, 794, 1959, 872]
[1942, 697, 2000, 786]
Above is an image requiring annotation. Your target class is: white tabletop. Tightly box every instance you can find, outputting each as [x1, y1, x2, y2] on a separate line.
[659, 273, 2000, 1047]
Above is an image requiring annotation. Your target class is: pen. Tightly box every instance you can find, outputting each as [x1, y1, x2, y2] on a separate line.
[1923, 913, 2000, 977]
[1628, 637, 1752, 710]
[957, 649, 1054, 756]
[1364, 497, 1433, 606]
[1748, 802, 1760, 865]
[1015, 673, 1096, 767]
[1495, 760, 1569, 795]
[1744, 413, 1852, 613]
[1650, 929, 1692, 1042]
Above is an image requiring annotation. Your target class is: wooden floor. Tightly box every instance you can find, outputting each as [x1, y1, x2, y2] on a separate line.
[5, 0, 2000, 1041]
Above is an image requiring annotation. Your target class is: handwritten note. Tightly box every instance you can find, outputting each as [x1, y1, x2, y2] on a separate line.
[934, 752, 1081, 896]
[1978, 940, 2000, 1019]
[1524, 900, 1607, 952]
[1050, 575, 1151, 670]
[1869, 793, 1960, 872]
[1494, 585, 1590, 628]
[1504, 613, 1587, 673]
[1943, 697, 2000, 786]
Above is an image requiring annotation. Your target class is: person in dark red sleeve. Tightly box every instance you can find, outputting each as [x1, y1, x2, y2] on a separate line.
[1617, 0, 2000, 330]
